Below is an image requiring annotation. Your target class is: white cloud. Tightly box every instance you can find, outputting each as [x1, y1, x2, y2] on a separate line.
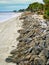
[0, 0, 27, 4]
[0, 0, 7, 3]
[0, 0, 43, 4]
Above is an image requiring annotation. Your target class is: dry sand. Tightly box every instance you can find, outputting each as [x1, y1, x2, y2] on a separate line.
[0, 13, 23, 65]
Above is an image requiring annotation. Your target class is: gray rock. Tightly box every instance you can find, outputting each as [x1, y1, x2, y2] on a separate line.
[34, 46, 42, 55]
[24, 38, 32, 43]
[5, 57, 12, 63]
[34, 57, 44, 65]
[28, 47, 33, 53]
[10, 49, 17, 54]
[46, 59, 49, 65]
[39, 51, 46, 65]
[46, 34, 49, 45]
[44, 48, 49, 59]
[20, 16, 26, 20]
[39, 40, 47, 49]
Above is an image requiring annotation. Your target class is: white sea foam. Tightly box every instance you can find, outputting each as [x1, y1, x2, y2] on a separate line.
[0, 12, 22, 23]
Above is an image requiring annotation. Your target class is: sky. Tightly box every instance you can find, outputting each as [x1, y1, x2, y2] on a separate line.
[0, 0, 43, 11]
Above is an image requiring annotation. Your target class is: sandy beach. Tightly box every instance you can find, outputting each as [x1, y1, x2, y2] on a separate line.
[0, 13, 23, 65]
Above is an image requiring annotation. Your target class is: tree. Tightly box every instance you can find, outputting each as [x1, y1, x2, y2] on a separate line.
[13, 10, 17, 12]
[27, 2, 44, 12]
[43, 0, 49, 19]
[18, 9, 25, 12]
[43, 0, 49, 3]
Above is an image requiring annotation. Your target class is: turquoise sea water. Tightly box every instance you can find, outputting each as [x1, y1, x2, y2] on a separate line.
[0, 4, 29, 11]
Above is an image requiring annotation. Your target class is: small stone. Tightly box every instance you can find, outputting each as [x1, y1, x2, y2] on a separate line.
[46, 34, 49, 45]
[39, 51, 46, 65]
[12, 46, 15, 47]
[46, 59, 49, 65]
[20, 16, 26, 20]
[34, 46, 42, 55]
[5, 58, 12, 63]
[19, 61, 24, 65]
[28, 47, 33, 53]
[19, 61, 29, 65]
[24, 38, 32, 43]
[44, 48, 49, 59]
[25, 54, 31, 60]
[30, 55, 38, 61]
[10, 49, 17, 54]
[34, 57, 44, 65]
[42, 36, 46, 40]
[39, 40, 47, 49]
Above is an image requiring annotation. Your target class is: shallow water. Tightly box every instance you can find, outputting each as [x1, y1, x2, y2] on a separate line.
[0, 12, 21, 22]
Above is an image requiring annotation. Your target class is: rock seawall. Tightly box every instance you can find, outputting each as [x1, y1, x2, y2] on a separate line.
[6, 13, 49, 65]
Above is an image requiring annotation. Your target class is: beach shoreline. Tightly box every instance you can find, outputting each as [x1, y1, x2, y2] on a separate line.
[0, 13, 23, 65]
[0, 12, 23, 23]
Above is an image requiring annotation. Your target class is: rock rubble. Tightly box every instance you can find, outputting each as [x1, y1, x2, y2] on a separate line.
[6, 13, 49, 65]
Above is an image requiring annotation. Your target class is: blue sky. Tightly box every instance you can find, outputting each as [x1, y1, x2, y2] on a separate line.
[0, 0, 43, 11]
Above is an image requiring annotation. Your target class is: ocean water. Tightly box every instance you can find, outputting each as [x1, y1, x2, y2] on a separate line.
[0, 12, 21, 22]
[0, 4, 29, 22]
[0, 4, 29, 11]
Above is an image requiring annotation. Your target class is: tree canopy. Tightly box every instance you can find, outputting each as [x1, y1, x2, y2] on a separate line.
[27, 2, 44, 12]
[43, 0, 49, 19]
[43, 0, 49, 3]
[18, 9, 25, 12]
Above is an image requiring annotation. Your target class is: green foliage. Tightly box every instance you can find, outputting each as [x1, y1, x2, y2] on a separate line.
[44, 10, 49, 19]
[18, 9, 25, 12]
[13, 10, 17, 12]
[27, 2, 44, 12]
[43, 0, 49, 3]
[43, 0, 49, 19]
